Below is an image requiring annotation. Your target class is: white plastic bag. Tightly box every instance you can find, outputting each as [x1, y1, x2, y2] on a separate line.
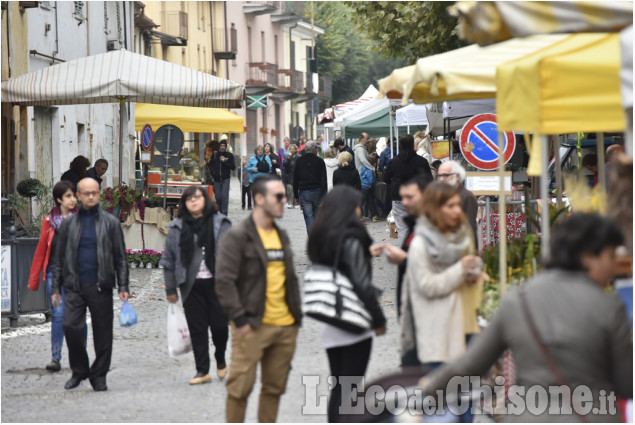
[167, 303, 192, 358]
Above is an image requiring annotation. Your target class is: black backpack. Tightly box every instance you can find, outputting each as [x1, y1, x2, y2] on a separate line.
[256, 156, 270, 173]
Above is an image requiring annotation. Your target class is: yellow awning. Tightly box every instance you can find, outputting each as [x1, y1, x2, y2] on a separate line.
[134, 103, 244, 133]
[450, 1, 632, 46]
[379, 34, 568, 105]
[496, 33, 625, 134]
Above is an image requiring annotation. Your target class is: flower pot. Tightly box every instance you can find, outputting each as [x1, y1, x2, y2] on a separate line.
[158, 263, 164, 269]
[145, 262, 154, 269]
[129, 262, 137, 269]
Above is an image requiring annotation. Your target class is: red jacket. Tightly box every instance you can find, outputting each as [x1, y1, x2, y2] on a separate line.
[28, 215, 54, 291]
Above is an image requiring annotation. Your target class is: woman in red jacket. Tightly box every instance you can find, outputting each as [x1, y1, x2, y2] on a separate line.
[29, 180, 86, 372]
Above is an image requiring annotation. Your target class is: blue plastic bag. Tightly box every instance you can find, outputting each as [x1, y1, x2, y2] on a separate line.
[119, 300, 138, 327]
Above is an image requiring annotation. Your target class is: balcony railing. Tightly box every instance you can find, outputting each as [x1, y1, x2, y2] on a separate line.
[246, 62, 279, 86]
[277, 69, 303, 92]
[214, 27, 237, 60]
[320, 76, 332, 99]
[162, 11, 188, 39]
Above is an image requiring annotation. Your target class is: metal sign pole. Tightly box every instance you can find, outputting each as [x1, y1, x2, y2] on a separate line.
[162, 126, 172, 210]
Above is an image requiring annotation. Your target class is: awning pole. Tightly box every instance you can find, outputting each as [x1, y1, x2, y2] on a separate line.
[597, 132, 606, 192]
[498, 131, 507, 295]
[119, 99, 126, 185]
[554, 135, 563, 209]
[541, 135, 550, 260]
[389, 109, 394, 159]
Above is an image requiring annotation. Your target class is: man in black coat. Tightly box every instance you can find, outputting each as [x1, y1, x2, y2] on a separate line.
[51, 178, 129, 392]
[384, 134, 433, 246]
[208, 140, 235, 215]
[293, 141, 327, 233]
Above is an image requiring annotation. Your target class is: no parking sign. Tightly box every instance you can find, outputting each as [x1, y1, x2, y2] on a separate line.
[141, 124, 153, 151]
[459, 114, 515, 171]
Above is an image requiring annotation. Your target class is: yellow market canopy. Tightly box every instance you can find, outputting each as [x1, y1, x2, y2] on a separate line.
[450, 1, 633, 46]
[135, 103, 244, 133]
[380, 34, 568, 105]
[497, 33, 625, 134]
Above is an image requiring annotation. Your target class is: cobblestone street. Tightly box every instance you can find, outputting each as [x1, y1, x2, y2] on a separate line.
[1, 179, 402, 422]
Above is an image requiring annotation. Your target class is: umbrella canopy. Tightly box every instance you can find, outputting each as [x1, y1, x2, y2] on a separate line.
[402, 34, 568, 105]
[378, 65, 416, 99]
[342, 108, 407, 140]
[333, 85, 379, 116]
[396, 103, 429, 127]
[336, 97, 390, 130]
[134, 103, 244, 134]
[496, 33, 625, 134]
[450, 1, 633, 46]
[1, 49, 244, 108]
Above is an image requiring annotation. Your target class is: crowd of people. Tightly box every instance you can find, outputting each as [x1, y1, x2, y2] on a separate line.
[26, 132, 632, 423]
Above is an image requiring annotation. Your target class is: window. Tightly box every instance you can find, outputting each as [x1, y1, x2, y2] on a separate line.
[290, 41, 295, 70]
[261, 31, 265, 62]
[74, 1, 84, 19]
[247, 27, 252, 62]
[274, 35, 278, 66]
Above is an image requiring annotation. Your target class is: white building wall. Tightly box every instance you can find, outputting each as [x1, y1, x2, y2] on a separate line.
[25, 1, 136, 188]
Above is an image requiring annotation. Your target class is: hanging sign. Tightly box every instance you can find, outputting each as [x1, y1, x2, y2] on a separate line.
[459, 113, 515, 171]
[247, 95, 268, 108]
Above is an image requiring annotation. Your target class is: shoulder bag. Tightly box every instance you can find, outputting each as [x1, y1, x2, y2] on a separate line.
[302, 240, 373, 334]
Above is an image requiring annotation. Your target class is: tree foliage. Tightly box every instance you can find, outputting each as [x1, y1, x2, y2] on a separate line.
[345, 1, 465, 63]
[310, 2, 407, 105]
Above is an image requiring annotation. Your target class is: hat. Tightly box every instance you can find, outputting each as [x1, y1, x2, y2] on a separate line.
[219, 140, 228, 146]
[220, 134, 228, 141]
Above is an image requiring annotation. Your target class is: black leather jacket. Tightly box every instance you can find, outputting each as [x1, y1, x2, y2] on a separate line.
[338, 238, 386, 329]
[51, 205, 129, 294]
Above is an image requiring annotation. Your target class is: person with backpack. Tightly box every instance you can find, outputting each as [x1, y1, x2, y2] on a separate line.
[246, 145, 273, 198]
[360, 164, 379, 222]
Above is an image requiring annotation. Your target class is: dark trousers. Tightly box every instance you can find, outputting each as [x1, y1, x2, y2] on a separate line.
[63, 282, 114, 382]
[183, 278, 229, 374]
[361, 186, 377, 218]
[326, 337, 372, 423]
[214, 179, 231, 215]
[299, 189, 322, 233]
[241, 184, 252, 208]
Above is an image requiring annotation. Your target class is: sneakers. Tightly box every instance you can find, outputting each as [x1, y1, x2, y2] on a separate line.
[287, 204, 294, 209]
[45, 360, 61, 372]
[189, 372, 211, 385]
[372, 216, 381, 222]
[217, 364, 228, 379]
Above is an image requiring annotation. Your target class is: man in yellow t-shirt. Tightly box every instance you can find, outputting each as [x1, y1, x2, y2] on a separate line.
[216, 174, 301, 423]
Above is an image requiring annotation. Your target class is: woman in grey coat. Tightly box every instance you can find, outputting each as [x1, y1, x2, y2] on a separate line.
[160, 186, 232, 385]
[419, 213, 632, 422]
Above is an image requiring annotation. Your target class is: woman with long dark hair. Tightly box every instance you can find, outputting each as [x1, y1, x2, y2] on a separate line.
[307, 185, 387, 422]
[264, 142, 280, 175]
[28, 180, 87, 372]
[160, 186, 231, 384]
[60, 156, 91, 187]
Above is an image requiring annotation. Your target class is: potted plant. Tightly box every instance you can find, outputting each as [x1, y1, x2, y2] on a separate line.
[149, 250, 163, 268]
[126, 249, 141, 268]
[100, 184, 147, 223]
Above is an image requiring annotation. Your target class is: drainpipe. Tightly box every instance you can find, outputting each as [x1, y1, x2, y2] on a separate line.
[6, 4, 11, 77]
[53, 2, 59, 59]
[223, 2, 229, 79]
[288, 22, 298, 138]
[210, 2, 215, 76]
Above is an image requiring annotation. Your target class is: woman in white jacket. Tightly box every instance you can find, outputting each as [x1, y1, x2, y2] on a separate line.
[324, 147, 339, 192]
[400, 182, 483, 369]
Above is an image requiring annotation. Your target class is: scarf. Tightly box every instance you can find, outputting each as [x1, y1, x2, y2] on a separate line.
[179, 211, 216, 273]
[49, 205, 78, 231]
[418, 215, 473, 266]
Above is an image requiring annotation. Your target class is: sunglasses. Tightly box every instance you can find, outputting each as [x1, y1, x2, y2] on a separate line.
[273, 193, 287, 202]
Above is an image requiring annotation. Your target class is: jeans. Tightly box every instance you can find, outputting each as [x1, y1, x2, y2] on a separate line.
[299, 189, 322, 233]
[45, 266, 87, 361]
[241, 184, 252, 208]
[214, 178, 231, 215]
[326, 338, 372, 423]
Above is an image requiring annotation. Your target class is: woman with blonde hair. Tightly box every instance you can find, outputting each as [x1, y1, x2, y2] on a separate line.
[400, 182, 481, 369]
[332, 151, 361, 191]
[323, 147, 339, 192]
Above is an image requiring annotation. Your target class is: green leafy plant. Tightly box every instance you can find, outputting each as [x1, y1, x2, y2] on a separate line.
[525, 201, 570, 234]
[100, 184, 146, 222]
[16, 178, 46, 198]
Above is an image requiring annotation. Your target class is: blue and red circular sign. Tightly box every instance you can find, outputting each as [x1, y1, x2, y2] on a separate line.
[459, 113, 515, 171]
[141, 124, 153, 151]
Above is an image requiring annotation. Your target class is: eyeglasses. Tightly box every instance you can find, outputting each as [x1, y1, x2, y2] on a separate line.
[79, 191, 100, 197]
[437, 173, 457, 179]
[186, 193, 204, 201]
[273, 193, 287, 202]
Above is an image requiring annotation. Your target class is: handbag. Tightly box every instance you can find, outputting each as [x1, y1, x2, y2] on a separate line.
[302, 241, 373, 334]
